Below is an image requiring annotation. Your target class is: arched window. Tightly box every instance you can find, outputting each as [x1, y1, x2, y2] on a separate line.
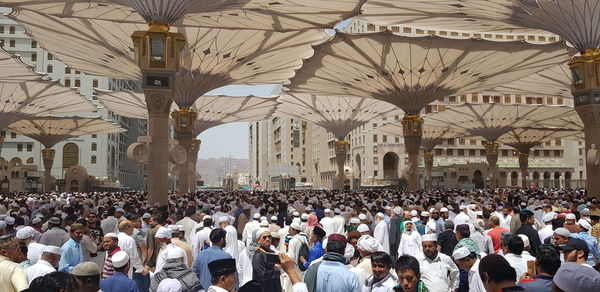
[62, 143, 79, 168]
[10, 157, 22, 166]
[91, 155, 97, 164]
[46, 64, 53, 73]
[26, 157, 33, 164]
[91, 142, 97, 151]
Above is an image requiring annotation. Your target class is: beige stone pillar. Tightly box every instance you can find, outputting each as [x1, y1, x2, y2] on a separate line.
[518, 152, 529, 188]
[485, 142, 500, 188]
[402, 114, 424, 192]
[188, 139, 201, 191]
[145, 92, 173, 205]
[172, 107, 197, 194]
[569, 49, 600, 198]
[424, 151, 434, 189]
[334, 139, 348, 190]
[42, 148, 55, 193]
[0, 135, 4, 158]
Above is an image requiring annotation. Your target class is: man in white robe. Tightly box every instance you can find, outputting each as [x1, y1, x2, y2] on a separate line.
[320, 209, 335, 236]
[25, 246, 61, 284]
[241, 214, 261, 246]
[373, 213, 390, 254]
[218, 217, 240, 261]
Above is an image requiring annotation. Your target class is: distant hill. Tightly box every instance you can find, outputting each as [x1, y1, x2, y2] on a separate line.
[196, 157, 249, 186]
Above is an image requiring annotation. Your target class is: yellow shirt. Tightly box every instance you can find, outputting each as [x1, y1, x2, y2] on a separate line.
[0, 255, 29, 292]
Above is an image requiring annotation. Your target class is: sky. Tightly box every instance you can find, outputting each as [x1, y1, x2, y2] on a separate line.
[197, 84, 277, 160]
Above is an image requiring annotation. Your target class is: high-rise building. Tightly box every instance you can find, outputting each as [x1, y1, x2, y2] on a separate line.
[0, 8, 147, 190]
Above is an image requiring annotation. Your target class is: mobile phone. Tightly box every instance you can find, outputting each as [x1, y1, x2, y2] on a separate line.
[266, 252, 280, 265]
[527, 260, 536, 276]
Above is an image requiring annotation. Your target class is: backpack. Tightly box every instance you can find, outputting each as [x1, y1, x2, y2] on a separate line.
[297, 240, 310, 271]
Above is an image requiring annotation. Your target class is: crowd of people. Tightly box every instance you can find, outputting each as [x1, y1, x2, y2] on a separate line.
[1, 188, 600, 292]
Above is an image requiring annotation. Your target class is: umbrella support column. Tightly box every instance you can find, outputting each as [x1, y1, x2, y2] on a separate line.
[402, 114, 423, 192]
[518, 152, 529, 188]
[485, 142, 500, 189]
[42, 148, 55, 193]
[424, 151, 434, 189]
[334, 139, 348, 190]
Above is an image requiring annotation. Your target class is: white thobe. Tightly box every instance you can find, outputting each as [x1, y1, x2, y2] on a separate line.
[320, 217, 335, 236]
[192, 227, 213, 258]
[242, 220, 260, 246]
[350, 256, 372, 286]
[100, 216, 118, 235]
[538, 225, 554, 243]
[416, 253, 459, 292]
[397, 231, 422, 256]
[118, 232, 143, 277]
[25, 259, 55, 284]
[373, 221, 390, 254]
[332, 215, 346, 234]
[504, 253, 529, 280]
[453, 212, 470, 227]
[287, 234, 308, 277]
[468, 260, 486, 292]
[237, 248, 254, 286]
[425, 219, 437, 234]
[223, 225, 240, 261]
[155, 243, 187, 274]
[27, 242, 46, 265]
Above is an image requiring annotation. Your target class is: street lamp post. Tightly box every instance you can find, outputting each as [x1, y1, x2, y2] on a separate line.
[131, 22, 185, 205]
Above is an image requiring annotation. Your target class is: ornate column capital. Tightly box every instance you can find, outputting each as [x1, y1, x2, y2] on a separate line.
[401, 114, 424, 145]
[42, 148, 56, 161]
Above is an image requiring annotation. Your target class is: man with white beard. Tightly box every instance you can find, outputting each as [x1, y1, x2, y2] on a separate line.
[332, 208, 346, 235]
[373, 213, 390, 254]
[320, 209, 335, 236]
[217, 217, 239, 261]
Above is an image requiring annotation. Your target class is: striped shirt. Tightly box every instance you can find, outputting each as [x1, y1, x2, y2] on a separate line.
[102, 247, 121, 280]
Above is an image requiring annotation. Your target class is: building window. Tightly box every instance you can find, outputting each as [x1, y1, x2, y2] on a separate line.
[46, 64, 53, 73]
[469, 149, 476, 156]
[504, 96, 511, 103]
[446, 149, 453, 156]
[470, 139, 476, 145]
[92, 79, 98, 88]
[373, 135, 377, 143]
[382, 135, 387, 143]
[373, 146, 378, 154]
[555, 139, 561, 146]
[11, 132, 16, 138]
[374, 170, 378, 177]
[9, 40, 15, 47]
[435, 149, 443, 156]
[534, 150, 540, 157]
[557, 98, 563, 105]
[17, 144, 23, 151]
[26, 144, 32, 152]
[458, 149, 465, 156]
[74, 79, 80, 87]
[536, 97, 543, 104]
[65, 67, 70, 74]
[447, 138, 454, 145]
[31, 40, 37, 48]
[62, 142, 79, 168]
[502, 149, 508, 156]
[91, 155, 97, 164]
[515, 96, 522, 103]
[64, 79, 71, 87]
[459, 138, 465, 145]
[26, 157, 33, 164]
[373, 157, 378, 165]
[395, 137, 399, 143]
[91, 142, 97, 151]
[92, 134, 97, 138]
[554, 150, 561, 157]
[9, 26, 15, 34]
[47, 53, 53, 60]
[31, 52, 37, 62]
[0, 26, 4, 34]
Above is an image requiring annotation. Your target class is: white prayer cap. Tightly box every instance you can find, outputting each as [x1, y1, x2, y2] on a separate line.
[452, 247, 471, 260]
[31, 217, 42, 225]
[155, 227, 172, 239]
[410, 210, 418, 217]
[203, 215, 212, 220]
[112, 251, 129, 268]
[577, 219, 591, 230]
[16, 226, 36, 240]
[142, 213, 152, 219]
[518, 234, 530, 248]
[43, 245, 61, 255]
[290, 222, 301, 231]
[393, 206, 403, 215]
[543, 212, 555, 222]
[324, 208, 331, 213]
[293, 211, 300, 217]
[440, 207, 449, 212]
[260, 216, 267, 222]
[301, 213, 309, 220]
[376, 212, 384, 218]
[421, 211, 430, 217]
[4, 216, 15, 225]
[459, 205, 466, 210]
[357, 224, 370, 233]
[358, 214, 367, 220]
[168, 225, 179, 231]
[554, 227, 571, 238]
[305, 206, 313, 211]
[357, 235, 379, 253]
[115, 208, 125, 213]
[166, 247, 185, 260]
[349, 218, 360, 224]
[253, 213, 261, 219]
[157, 278, 183, 292]
[177, 225, 185, 231]
[334, 208, 341, 214]
[422, 234, 437, 242]
[260, 220, 269, 227]
[104, 233, 118, 239]
[565, 213, 576, 220]
[270, 216, 278, 221]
